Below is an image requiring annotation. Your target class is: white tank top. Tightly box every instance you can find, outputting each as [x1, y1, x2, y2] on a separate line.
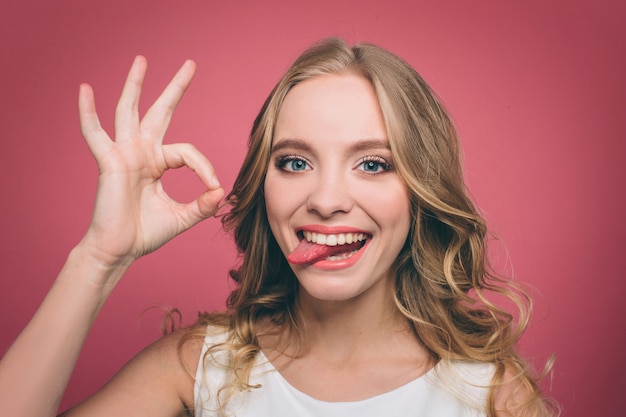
[194, 329, 494, 417]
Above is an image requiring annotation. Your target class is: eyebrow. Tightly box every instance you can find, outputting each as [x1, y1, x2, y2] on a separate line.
[270, 138, 391, 154]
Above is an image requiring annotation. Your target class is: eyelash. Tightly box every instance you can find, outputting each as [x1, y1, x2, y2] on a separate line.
[274, 154, 393, 174]
[275, 154, 311, 172]
[356, 155, 393, 173]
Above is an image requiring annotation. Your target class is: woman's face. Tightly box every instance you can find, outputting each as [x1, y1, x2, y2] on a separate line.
[264, 72, 411, 303]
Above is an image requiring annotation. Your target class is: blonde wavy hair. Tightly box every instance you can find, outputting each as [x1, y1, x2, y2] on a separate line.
[182, 38, 558, 416]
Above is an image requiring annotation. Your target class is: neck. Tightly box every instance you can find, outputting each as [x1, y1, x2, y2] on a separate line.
[258, 276, 432, 369]
[257, 278, 435, 402]
[294, 280, 418, 360]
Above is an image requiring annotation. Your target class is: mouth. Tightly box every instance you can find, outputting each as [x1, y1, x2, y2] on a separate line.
[287, 230, 370, 265]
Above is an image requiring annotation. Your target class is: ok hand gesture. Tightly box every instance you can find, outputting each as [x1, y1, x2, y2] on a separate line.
[77, 56, 224, 271]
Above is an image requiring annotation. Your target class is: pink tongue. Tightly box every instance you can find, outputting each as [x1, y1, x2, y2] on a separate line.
[287, 240, 363, 265]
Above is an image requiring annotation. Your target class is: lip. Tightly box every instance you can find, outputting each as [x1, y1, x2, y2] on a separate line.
[295, 224, 370, 235]
[291, 224, 372, 271]
[304, 238, 371, 271]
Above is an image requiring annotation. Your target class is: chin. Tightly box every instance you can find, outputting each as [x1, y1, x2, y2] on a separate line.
[295, 273, 385, 305]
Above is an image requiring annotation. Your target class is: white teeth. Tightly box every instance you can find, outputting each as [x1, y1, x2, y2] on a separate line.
[326, 250, 357, 261]
[303, 232, 367, 246]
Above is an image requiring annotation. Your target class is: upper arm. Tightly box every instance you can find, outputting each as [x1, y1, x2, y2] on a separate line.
[59, 330, 202, 417]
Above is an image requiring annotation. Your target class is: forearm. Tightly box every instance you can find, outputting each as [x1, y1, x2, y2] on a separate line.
[0, 245, 131, 417]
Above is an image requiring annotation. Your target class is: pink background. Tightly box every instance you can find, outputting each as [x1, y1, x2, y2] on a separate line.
[1, 0, 624, 414]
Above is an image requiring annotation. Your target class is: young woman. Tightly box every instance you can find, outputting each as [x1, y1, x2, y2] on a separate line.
[0, 38, 556, 417]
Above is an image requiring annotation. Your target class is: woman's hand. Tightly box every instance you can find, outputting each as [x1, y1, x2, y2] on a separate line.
[77, 56, 224, 270]
[0, 57, 224, 417]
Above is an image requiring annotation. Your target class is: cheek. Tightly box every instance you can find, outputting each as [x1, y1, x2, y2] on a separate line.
[392, 188, 412, 226]
[264, 174, 311, 218]
[263, 175, 299, 235]
[263, 178, 286, 257]
[263, 177, 281, 229]
[379, 184, 412, 258]
[354, 180, 411, 226]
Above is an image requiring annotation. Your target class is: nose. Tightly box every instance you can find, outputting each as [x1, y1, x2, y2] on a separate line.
[306, 169, 353, 217]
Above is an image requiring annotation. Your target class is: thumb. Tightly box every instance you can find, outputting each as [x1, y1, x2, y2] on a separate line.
[196, 186, 225, 219]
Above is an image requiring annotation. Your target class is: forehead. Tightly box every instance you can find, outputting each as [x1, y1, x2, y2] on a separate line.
[274, 73, 387, 143]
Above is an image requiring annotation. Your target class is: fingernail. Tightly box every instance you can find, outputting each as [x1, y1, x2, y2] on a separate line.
[210, 176, 221, 188]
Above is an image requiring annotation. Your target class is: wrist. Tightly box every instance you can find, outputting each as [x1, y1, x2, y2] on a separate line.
[58, 244, 134, 295]
[72, 237, 137, 271]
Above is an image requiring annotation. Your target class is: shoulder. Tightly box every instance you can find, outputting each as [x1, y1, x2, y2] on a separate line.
[433, 359, 555, 417]
[60, 329, 204, 417]
[430, 360, 552, 417]
[131, 329, 205, 413]
[429, 360, 495, 408]
[433, 359, 496, 390]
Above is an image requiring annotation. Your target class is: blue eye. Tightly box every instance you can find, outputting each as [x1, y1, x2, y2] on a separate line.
[288, 159, 308, 171]
[277, 156, 311, 172]
[357, 157, 391, 173]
